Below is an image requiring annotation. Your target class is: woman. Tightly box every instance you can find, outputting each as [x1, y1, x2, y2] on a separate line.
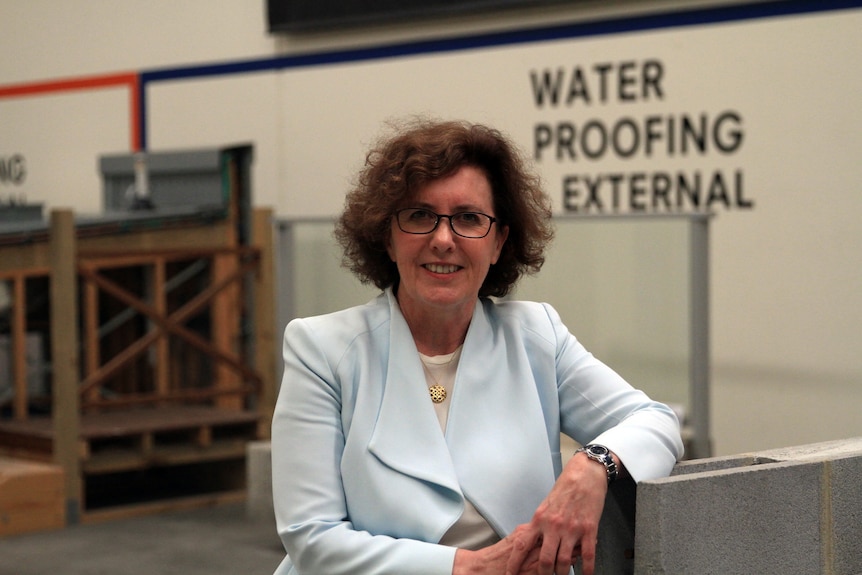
[271, 119, 683, 575]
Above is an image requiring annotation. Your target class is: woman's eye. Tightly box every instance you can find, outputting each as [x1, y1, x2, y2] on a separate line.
[411, 210, 434, 221]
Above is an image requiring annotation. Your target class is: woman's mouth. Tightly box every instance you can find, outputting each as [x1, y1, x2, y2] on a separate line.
[424, 263, 460, 274]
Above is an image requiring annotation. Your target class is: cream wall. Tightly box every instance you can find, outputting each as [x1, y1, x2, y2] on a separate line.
[1, 0, 860, 456]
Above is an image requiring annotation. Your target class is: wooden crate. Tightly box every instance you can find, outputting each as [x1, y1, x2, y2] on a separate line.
[0, 457, 65, 536]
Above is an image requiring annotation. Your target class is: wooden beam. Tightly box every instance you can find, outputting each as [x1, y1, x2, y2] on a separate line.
[211, 253, 240, 409]
[154, 258, 169, 398]
[251, 208, 276, 438]
[49, 209, 81, 524]
[83, 278, 100, 406]
[11, 275, 27, 420]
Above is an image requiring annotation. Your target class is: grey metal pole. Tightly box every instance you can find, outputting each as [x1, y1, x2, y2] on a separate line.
[689, 215, 712, 458]
[277, 219, 296, 334]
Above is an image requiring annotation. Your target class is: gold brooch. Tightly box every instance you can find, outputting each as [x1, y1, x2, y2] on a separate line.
[429, 384, 447, 403]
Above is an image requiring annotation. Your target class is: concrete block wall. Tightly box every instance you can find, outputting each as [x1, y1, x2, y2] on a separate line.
[247, 437, 862, 574]
[636, 438, 862, 574]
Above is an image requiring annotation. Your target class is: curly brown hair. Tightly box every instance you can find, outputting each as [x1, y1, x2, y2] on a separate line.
[335, 118, 554, 298]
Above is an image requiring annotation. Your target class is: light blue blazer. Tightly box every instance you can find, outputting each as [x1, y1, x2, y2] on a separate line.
[272, 289, 682, 575]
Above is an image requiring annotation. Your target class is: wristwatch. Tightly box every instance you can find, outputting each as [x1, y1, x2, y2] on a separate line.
[576, 444, 618, 484]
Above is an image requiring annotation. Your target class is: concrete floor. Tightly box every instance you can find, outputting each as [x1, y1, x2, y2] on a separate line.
[0, 502, 284, 575]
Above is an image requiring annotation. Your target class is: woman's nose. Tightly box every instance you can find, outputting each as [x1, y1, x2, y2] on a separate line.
[429, 217, 456, 248]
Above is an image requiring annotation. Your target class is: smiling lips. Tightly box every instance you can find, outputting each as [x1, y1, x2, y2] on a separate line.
[424, 263, 460, 274]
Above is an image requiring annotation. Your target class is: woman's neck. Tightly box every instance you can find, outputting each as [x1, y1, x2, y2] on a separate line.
[398, 299, 473, 357]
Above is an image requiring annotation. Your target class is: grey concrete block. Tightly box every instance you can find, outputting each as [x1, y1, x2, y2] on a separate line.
[756, 438, 862, 463]
[670, 454, 762, 476]
[635, 460, 825, 575]
[829, 454, 862, 574]
[246, 440, 275, 524]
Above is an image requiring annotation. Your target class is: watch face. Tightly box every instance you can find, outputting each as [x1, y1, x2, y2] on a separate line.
[582, 444, 617, 484]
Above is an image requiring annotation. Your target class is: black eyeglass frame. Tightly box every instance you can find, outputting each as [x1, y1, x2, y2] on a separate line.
[395, 208, 498, 239]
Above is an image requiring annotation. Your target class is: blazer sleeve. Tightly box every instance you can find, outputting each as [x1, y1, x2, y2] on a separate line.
[544, 303, 685, 482]
[271, 317, 457, 575]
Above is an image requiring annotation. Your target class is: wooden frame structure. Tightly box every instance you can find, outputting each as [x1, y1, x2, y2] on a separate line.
[0, 207, 276, 522]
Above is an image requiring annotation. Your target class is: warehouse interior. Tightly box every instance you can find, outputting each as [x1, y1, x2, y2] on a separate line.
[1, 0, 860, 573]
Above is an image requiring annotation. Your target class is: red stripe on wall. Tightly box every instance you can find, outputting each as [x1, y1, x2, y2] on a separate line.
[129, 74, 142, 151]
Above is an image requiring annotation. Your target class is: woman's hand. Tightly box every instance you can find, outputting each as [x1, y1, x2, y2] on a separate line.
[452, 528, 524, 575]
[453, 528, 579, 575]
[453, 525, 559, 575]
[503, 451, 613, 575]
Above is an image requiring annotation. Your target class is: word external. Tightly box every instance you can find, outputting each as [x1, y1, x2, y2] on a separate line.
[562, 169, 753, 213]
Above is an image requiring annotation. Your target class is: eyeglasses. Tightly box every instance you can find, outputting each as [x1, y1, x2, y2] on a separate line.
[395, 208, 498, 239]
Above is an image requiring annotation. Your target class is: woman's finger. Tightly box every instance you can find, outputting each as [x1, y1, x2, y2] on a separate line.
[578, 530, 599, 575]
[504, 527, 541, 575]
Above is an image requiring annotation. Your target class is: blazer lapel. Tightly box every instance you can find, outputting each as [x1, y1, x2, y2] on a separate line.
[446, 299, 558, 534]
[367, 291, 462, 496]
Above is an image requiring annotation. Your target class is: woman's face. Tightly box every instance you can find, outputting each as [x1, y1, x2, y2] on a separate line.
[387, 165, 508, 320]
